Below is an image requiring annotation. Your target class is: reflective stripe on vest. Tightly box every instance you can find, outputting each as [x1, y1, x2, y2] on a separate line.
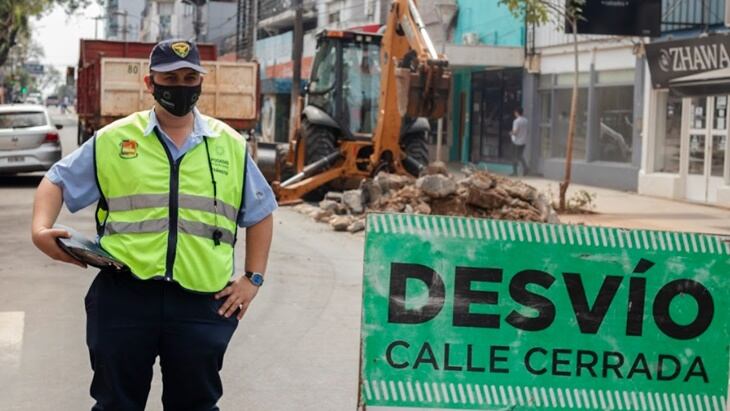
[106, 193, 239, 224]
[94, 110, 247, 292]
[104, 218, 235, 246]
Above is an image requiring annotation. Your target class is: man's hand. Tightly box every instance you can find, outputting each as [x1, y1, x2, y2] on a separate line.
[31, 227, 87, 268]
[214, 276, 259, 320]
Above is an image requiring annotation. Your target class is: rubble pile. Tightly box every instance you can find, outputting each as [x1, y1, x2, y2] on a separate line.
[292, 162, 559, 233]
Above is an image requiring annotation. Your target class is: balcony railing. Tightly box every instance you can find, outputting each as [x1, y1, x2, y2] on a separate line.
[661, 0, 725, 32]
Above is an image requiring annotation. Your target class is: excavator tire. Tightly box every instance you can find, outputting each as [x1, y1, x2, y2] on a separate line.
[302, 120, 338, 201]
[401, 131, 429, 176]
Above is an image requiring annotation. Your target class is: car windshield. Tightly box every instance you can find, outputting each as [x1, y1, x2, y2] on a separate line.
[0, 112, 47, 129]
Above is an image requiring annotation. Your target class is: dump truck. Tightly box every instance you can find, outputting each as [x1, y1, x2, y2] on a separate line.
[76, 40, 259, 145]
[258, 0, 450, 204]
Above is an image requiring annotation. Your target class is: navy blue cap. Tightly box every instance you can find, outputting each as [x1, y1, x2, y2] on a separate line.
[149, 39, 207, 74]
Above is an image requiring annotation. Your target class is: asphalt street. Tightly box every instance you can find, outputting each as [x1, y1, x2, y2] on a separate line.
[0, 110, 365, 410]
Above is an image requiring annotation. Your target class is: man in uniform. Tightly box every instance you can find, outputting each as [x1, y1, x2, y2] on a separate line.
[30, 39, 276, 410]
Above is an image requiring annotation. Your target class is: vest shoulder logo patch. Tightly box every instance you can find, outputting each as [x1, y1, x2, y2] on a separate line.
[120, 139, 139, 159]
[171, 42, 190, 58]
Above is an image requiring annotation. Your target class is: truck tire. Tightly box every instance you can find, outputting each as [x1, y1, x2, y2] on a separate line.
[302, 120, 338, 201]
[401, 131, 429, 176]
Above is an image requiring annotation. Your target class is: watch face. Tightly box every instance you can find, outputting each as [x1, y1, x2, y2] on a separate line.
[250, 273, 264, 286]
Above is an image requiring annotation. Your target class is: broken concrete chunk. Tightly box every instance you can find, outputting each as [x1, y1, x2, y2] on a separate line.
[466, 189, 506, 209]
[359, 179, 382, 206]
[329, 215, 354, 231]
[374, 173, 413, 194]
[318, 199, 339, 212]
[414, 202, 431, 215]
[462, 172, 494, 192]
[423, 161, 449, 176]
[416, 174, 457, 198]
[347, 219, 366, 233]
[503, 180, 538, 202]
[342, 190, 364, 214]
[324, 191, 344, 202]
[313, 209, 334, 222]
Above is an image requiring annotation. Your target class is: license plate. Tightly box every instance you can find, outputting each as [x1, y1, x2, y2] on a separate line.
[6, 156, 24, 163]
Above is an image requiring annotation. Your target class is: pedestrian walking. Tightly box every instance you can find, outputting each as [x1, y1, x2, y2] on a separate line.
[510, 107, 530, 176]
[30, 39, 277, 411]
[60, 95, 69, 114]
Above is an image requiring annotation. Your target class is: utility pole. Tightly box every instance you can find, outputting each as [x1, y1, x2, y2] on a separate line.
[195, 4, 202, 41]
[123, 10, 128, 41]
[186, 0, 206, 41]
[252, 0, 258, 45]
[237, 0, 258, 60]
[290, 0, 304, 136]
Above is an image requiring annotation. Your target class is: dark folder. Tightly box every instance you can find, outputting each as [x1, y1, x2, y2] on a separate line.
[54, 224, 127, 271]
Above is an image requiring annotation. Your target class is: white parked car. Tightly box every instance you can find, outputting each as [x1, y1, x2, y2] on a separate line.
[0, 104, 62, 174]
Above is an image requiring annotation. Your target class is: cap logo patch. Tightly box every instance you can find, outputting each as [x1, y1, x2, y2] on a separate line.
[171, 42, 190, 58]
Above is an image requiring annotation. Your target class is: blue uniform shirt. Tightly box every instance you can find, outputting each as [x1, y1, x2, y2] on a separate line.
[47, 108, 277, 227]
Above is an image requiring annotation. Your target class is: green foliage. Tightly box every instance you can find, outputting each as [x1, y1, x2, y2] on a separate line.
[0, 0, 90, 67]
[498, 0, 586, 27]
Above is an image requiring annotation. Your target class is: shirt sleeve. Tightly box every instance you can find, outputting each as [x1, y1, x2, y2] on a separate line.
[237, 154, 278, 228]
[45, 136, 101, 213]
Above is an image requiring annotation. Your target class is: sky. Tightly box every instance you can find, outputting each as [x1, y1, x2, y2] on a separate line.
[31, 2, 104, 81]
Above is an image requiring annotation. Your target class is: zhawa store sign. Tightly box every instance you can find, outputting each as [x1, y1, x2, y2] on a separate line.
[358, 214, 729, 411]
[646, 35, 730, 89]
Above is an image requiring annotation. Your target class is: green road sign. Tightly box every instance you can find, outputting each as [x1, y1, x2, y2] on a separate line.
[359, 214, 729, 411]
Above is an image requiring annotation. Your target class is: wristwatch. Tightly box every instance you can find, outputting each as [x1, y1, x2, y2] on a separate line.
[245, 271, 265, 287]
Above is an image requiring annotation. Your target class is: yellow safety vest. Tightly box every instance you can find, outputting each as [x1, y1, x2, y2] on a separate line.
[94, 110, 247, 292]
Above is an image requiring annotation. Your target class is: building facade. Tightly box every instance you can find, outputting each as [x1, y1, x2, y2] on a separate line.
[524, 4, 644, 191]
[438, 0, 525, 168]
[105, 0, 146, 41]
[140, 0, 237, 52]
[640, 0, 730, 205]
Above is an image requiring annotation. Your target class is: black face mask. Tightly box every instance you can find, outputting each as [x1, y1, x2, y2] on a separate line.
[151, 80, 202, 117]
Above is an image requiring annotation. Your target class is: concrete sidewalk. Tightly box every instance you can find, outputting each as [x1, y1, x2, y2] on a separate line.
[519, 176, 730, 235]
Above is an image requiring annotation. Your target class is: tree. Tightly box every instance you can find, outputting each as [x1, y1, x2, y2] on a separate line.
[499, 0, 585, 211]
[0, 0, 89, 68]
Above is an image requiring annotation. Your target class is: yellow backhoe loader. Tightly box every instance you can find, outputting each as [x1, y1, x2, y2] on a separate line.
[259, 0, 451, 204]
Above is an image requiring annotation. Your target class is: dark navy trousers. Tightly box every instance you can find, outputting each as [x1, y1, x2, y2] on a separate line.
[85, 270, 239, 411]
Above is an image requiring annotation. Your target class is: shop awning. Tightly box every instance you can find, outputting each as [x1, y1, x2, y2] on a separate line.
[669, 67, 730, 97]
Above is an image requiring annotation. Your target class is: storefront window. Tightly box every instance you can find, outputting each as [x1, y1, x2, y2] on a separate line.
[596, 86, 634, 162]
[713, 96, 727, 130]
[688, 134, 705, 175]
[597, 70, 635, 85]
[556, 72, 590, 87]
[711, 134, 725, 177]
[689, 97, 708, 130]
[551, 88, 587, 160]
[653, 93, 682, 173]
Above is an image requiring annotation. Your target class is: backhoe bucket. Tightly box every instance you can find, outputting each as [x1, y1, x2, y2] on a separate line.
[395, 64, 451, 119]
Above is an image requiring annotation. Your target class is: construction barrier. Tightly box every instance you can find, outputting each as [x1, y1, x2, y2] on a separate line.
[358, 214, 729, 410]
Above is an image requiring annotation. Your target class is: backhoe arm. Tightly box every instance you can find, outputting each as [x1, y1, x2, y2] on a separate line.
[371, 0, 451, 172]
